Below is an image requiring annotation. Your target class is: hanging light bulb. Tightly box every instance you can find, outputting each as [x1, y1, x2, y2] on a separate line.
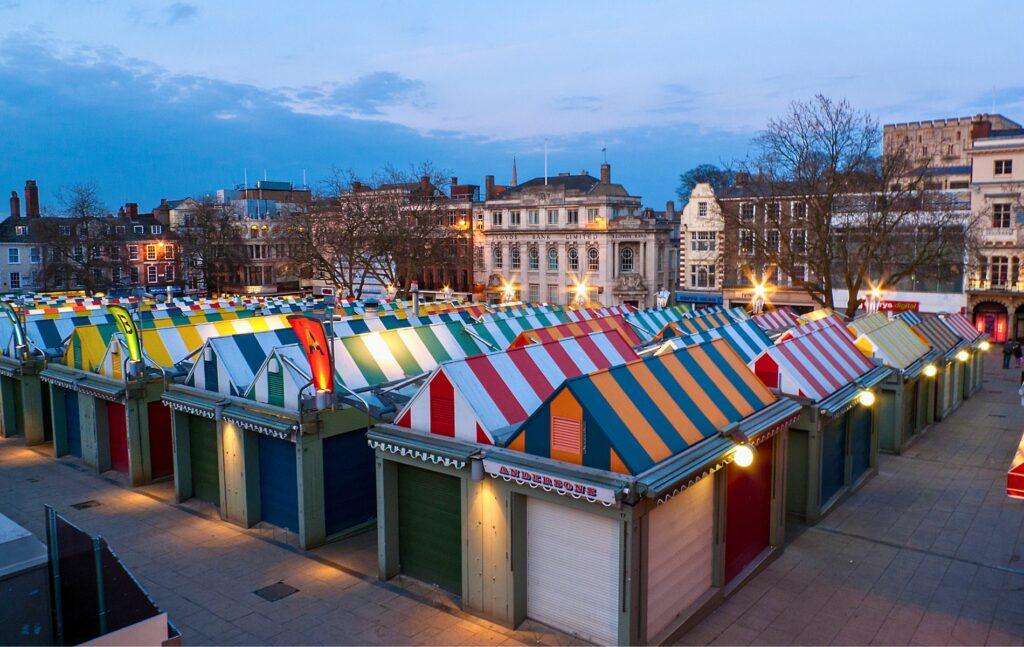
[858, 390, 876, 407]
[956, 350, 969, 362]
[733, 444, 755, 468]
[923, 364, 937, 378]
[979, 341, 990, 352]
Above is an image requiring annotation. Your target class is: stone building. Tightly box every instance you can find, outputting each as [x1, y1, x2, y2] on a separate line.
[677, 182, 725, 308]
[965, 118, 1024, 341]
[476, 164, 678, 308]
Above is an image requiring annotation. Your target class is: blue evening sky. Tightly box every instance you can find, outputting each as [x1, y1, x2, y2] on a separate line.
[1, 1, 1021, 215]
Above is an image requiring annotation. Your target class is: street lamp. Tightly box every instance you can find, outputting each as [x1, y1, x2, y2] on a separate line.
[866, 283, 883, 315]
[441, 284, 454, 302]
[655, 287, 670, 309]
[573, 280, 589, 307]
[385, 283, 397, 300]
[751, 279, 768, 315]
[502, 279, 517, 304]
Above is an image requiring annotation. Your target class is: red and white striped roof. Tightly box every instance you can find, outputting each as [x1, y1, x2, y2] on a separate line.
[777, 313, 854, 342]
[940, 312, 981, 342]
[562, 304, 637, 321]
[395, 330, 639, 444]
[752, 307, 800, 332]
[752, 323, 877, 402]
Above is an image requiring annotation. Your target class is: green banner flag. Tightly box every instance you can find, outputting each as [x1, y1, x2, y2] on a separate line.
[108, 305, 142, 363]
[0, 301, 26, 349]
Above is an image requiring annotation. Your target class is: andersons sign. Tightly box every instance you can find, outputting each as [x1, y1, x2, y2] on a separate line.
[483, 459, 618, 506]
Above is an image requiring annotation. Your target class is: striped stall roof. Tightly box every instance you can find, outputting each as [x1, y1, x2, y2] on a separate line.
[686, 305, 750, 320]
[395, 330, 640, 443]
[911, 315, 961, 355]
[506, 338, 777, 475]
[467, 311, 572, 349]
[331, 320, 494, 392]
[507, 315, 643, 349]
[780, 314, 855, 342]
[656, 319, 774, 364]
[940, 312, 982, 343]
[846, 312, 890, 337]
[797, 308, 835, 324]
[751, 324, 878, 402]
[895, 311, 922, 326]
[847, 315, 930, 370]
[481, 304, 566, 321]
[562, 304, 638, 321]
[244, 345, 313, 409]
[624, 305, 693, 340]
[752, 307, 800, 332]
[652, 309, 740, 341]
[329, 310, 476, 338]
[186, 328, 299, 396]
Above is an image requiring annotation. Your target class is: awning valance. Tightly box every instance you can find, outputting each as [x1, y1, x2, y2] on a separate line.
[221, 407, 298, 441]
[40, 368, 83, 390]
[818, 366, 891, 417]
[77, 378, 125, 403]
[162, 391, 218, 419]
[367, 425, 478, 470]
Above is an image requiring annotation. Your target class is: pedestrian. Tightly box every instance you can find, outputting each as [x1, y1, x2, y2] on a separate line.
[1016, 339, 1024, 368]
[1005, 339, 1016, 369]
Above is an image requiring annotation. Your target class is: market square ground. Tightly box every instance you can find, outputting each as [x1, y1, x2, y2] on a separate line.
[0, 352, 1020, 646]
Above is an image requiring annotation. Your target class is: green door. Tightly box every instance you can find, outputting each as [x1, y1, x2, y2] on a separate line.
[189, 416, 220, 506]
[397, 464, 461, 594]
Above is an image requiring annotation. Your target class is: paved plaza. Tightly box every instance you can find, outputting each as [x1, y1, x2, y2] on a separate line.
[0, 353, 1021, 646]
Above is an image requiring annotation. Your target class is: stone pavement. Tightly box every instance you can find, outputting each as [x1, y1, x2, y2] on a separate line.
[0, 445, 576, 646]
[677, 353, 1024, 646]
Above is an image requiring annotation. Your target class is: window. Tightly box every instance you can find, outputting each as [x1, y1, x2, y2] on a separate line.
[690, 231, 717, 251]
[995, 160, 1013, 175]
[765, 202, 781, 224]
[509, 210, 521, 226]
[491, 211, 503, 226]
[698, 202, 708, 218]
[146, 245, 157, 261]
[791, 229, 807, 254]
[619, 247, 634, 272]
[29, 247, 40, 264]
[547, 247, 558, 270]
[547, 210, 558, 225]
[134, 225, 144, 234]
[586, 207, 599, 223]
[73, 246, 83, 262]
[166, 265, 174, 282]
[547, 284, 559, 305]
[528, 283, 539, 303]
[993, 203, 1012, 228]
[493, 245, 504, 269]
[790, 264, 807, 284]
[111, 267, 121, 284]
[130, 267, 139, 284]
[147, 265, 158, 283]
[588, 247, 599, 271]
[766, 229, 780, 253]
[15, 225, 27, 236]
[792, 202, 806, 219]
[7, 248, 19, 264]
[740, 203, 755, 222]
[991, 256, 1009, 286]
[128, 245, 139, 261]
[60, 225, 71, 236]
[528, 246, 539, 270]
[511, 246, 521, 270]
[690, 264, 715, 288]
[567, 209, 579, 225]
[9, 272, 19, 289]
[657, 246, 664, 270]
[528, 210, 539, 226]
[739, 230, 754, 256]
[115, 225, 125, 234]
[568, 247, 579, 271]
[164, 245, 175, 259]
[151, 225, 163, 234]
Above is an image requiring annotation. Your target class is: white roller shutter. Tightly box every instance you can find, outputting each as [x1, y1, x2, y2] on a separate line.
[645, 476, 714, 640]
[527, 497, 620, 645]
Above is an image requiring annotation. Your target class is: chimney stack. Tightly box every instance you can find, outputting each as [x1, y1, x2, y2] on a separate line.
[970, 114, 992, 140]
[125, 202, 139, 220]
[600, 163, 611, 184]
[9, 191, 20, 219]
[735, 172, 750, 185]
[450, 177, 458, 187]
[351, 180, 362, 192]
[665, 200, 675, 219]
[24, 180, 39, 218]
[484, 175, 495, 200]
[419, 176, 430, 193]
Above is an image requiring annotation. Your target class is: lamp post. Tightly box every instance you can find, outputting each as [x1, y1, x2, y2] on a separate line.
[573, 280, 588, 307]
[655, 287, 670, 309]
[751, 280, 767, 315]
[502, 279, 516, 305]
[866, 284, 883, 315]
[441, 284, 454, 302]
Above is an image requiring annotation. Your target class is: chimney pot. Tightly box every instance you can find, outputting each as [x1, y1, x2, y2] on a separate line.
[580, 170, 589, 176]
[970, 115, 992, 140]
[10, 191, 21, 219]
[600, 162, 611, 184]
[484, 175, 495, 200]
[24, 180, 39, 218]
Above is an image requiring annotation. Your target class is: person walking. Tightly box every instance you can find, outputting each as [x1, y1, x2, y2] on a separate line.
[1006, 339, 1016, 369]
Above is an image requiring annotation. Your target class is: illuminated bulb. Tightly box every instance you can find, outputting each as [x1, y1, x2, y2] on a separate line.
[956, 350, 969, 362]
[753, 283, 766, 299]
[858, 390, 876, 407]
[733, 444, 754, 468]
[923, 364, 937, 378]
[979, 341, 990, 352]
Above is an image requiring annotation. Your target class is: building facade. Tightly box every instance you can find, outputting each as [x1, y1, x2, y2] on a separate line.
[965, 122, 1024, 341]
[476, 164, 678, 308]
[677, 182, 725, 308]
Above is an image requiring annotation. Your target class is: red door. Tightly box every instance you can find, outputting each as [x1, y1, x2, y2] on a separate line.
[147, 401, 174, 479]
[107, 400, 129, 473]
[725, 439, 774, 584]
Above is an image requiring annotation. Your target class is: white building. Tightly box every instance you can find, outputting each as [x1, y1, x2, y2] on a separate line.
[476, 164, 678, 308]
[677, 182, 725, 308]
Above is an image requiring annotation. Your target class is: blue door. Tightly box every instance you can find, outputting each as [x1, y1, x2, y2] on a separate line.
[65, 389, 81, 458]
[850, 405, 872, 482]
[820, 414, 847, 505]
[323, 430, 376, 536]
[258, 434, 299, 532]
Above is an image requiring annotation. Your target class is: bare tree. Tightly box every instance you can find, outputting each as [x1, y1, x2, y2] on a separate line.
[173, 197, 246, 295]
[724, 95, 974, 318]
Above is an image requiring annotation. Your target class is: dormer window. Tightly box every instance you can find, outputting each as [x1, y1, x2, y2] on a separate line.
[134, 225, 144, 234]
[15, 226, 28, 236]
[151, 225, 163, 234]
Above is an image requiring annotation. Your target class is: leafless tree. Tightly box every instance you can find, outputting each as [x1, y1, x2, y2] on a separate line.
[724, 95, 975, 318]
[173, 197, 246, 295]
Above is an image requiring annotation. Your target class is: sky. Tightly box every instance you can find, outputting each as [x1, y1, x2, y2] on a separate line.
[1, 0, 1022, 216]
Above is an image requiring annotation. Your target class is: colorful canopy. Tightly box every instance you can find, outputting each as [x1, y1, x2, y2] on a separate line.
[652, 309, 742, 341]
[657, 320, 774, 364]
[779, 313, 853, 342]
[624, 305, 693, 340]
[797, 308, 835, 324]
[396, 330, 640, 443]
[911, 315, 961, 356]
[562, 304, 638, 321]
[244, 345, 313, 409]
[506, 338, 777, 475]
[751, 323, 878, 402]
[467, 311, 572, 349]
[940, 312, 982, 343]
[847, 315, 930, 370]
[329, 310, 476, 338]
[752, 307, 800, 332]
[186, 328, 299, 396]
[895, 311, 922, 326]
[507, 315, 642, 349]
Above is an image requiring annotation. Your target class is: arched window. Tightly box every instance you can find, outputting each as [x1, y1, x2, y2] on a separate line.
[492, 245, 503, 269]
[528, 247, 539, 270]
[510, 246, 521, 270]
[588, 247, 599, 271]
[568, 247, 579, 271]
[547, 247, 558, 271]
[620, 247, 634, 272]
